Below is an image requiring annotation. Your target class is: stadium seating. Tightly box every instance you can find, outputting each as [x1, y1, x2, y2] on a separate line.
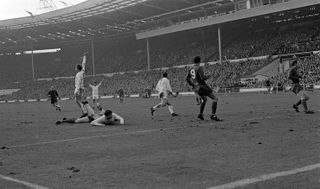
[1, 20, 320, 100]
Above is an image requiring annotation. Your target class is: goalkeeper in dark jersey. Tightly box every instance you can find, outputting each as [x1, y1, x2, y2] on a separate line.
[186, 56, 222, 121]
[48, 86, 61, 111]
[288, 60, 314, 114]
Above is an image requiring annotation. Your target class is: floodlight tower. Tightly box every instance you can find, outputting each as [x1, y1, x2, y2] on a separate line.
[37, 0, 58, 14]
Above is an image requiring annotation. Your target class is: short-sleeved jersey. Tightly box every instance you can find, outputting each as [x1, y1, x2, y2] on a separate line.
[187, 66, 209, 86]
[48, 90, 59, 100]
[288, 66, 301, 84]
[186, 67, 197, 88]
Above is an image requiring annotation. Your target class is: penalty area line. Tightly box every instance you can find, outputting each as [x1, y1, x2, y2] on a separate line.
[0, 174, 50, 189]
[207, 163, 320, 189]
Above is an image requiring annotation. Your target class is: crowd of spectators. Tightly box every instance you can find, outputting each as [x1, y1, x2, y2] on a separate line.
[1, 20, 320, 100]
[0, 58, 271, 100]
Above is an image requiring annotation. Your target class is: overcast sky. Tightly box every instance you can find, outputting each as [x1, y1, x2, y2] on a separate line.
[0, 0, 87, 21]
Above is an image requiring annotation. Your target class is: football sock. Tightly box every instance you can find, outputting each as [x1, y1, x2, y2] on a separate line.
[63, 118, 76, 123]
[168, 105, 174, 114]
[295, 100, 301, 107]
[153, 103, 162, 109]
[302, 100, 308, 112]
[212, 101, 217, 115]
[200, 101, 206, 114]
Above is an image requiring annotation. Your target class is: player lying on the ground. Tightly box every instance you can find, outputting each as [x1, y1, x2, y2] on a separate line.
[55, 102, 124, 125]
[48, 86, 61, 111]
[90, 110, 124, 126]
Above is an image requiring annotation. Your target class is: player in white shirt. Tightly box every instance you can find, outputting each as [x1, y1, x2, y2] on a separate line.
[74, 52, 87, 115]
[89, 79, 103, 109]
[150, 72, 178, 117]
[56, 101, 124, 126]
[91, 110, 124, 126]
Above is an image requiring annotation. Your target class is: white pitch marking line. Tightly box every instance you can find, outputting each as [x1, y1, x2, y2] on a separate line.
[207, 163, 320, 189]
[0, 174, 50, 189]
[9, 115, 280, 149]
[10, 127, 178, 148]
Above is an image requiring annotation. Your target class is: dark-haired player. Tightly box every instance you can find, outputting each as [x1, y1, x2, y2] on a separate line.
[186, 66, 202, 105]
[89, 79, 103, 109]
[118, 88, 124, 103]
[150, 72, 179, 117]
[55, 101, 99, 125]
[288, 60, 314, 114]
[91, 110, 124, 126]
[74, 52, 87, 115]
[48, 86, 61, 111]
[187, 56, 222, 121]
[55, 102, 124, 125]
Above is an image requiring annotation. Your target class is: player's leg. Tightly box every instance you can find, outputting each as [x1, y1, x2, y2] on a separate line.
[76, 100, 85, 114]
[164, 99, 178, 116]
[54, 102, 61, 111]
[207, 92, 222, 121]
[151, 92, 170, 116]
[83, 102, 95, 117]
[292, 84, 303, 112]
[74, 116, 91, 123]
[299, 91, 313, 114]
[198, 96, 207, 120]
[96, 97, 100, 108]
[56, 117, 76, 125]
[75, 93, 85, 114]
[120, 95, 124, 103]
[92, 97, 96, 109]
[195, 90, 202, 105]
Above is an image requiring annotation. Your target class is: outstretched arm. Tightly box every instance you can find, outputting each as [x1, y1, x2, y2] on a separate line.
[81, 52, 87, 72]
[98, 79, 104, 87]
[113, 113, 124, 125]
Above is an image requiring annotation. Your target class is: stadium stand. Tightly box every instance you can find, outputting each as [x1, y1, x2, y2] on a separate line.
[0, 0, 320, 101]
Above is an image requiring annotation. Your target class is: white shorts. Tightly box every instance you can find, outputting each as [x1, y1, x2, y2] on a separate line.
[159, 91, 169, 99]
[92, 95, 99, 100]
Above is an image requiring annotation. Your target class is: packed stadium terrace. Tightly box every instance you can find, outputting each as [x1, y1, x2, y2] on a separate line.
[1, 19, 320, 100]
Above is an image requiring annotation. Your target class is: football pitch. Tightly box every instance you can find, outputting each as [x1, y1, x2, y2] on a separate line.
[0, 91, 319, 189]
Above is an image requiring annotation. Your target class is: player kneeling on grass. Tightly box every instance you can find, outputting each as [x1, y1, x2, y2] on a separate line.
[48, 86, 61, 111]
[55, 101, 124, 125]
[150, 72, 179, 117]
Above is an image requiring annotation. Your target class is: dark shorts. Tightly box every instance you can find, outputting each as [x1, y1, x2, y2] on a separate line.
[193, 85, 200, 94]
[198, 85, 213, 96]
[88, 116, 95, 122]
[51, 98, 58, 104]
[292, 83, 303, 94]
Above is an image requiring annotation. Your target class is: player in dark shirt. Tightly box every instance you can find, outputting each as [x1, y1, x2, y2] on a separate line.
[186, 56, 222, 121]
[118, 89, 124, 103]
[288, 60, 313, 114]
[186, 67, 202, 105]
[48, 86, 61, 111]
